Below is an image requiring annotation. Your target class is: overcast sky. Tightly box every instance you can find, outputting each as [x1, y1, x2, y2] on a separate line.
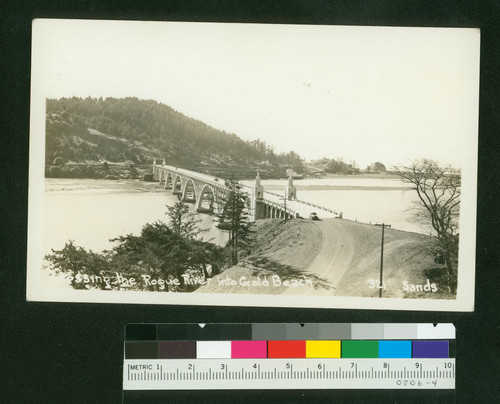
[32, 20, 480, 168]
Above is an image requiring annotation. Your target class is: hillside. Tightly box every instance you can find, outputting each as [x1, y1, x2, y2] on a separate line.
[45, 97, 304, 179]
[196, 218, 453, 299]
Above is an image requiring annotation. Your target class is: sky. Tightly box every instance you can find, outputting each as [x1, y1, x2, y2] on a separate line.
[32, 20, 480, 168]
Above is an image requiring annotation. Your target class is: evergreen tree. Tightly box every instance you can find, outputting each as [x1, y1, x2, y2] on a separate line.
[45, 205, 223, 291]
[165, 196, 206, 240]
[110, 221, 190, 283]
[44, 240, 110, 289]
[217, 178, 254, 265]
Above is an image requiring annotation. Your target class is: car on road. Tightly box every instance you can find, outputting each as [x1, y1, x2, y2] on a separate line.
[309, 212, 320, 220]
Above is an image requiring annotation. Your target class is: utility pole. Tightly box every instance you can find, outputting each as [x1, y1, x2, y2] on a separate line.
[379, 223, 385, 298]
[284, 196, 287, 222]
[278, 196, 288, 222]
[232, 187, 237, 265]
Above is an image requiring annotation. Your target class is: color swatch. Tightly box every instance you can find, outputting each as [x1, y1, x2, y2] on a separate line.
[341, 341, 379, 358]
[268, 340, 305, 358]
[231, 341, 267, 358]
[412, 340, 449, 358]
[378, 341, 412, 358]
[306, 340, 341, 358]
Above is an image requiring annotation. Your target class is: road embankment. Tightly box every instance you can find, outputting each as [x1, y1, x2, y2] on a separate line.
[196, 218, 453, 299]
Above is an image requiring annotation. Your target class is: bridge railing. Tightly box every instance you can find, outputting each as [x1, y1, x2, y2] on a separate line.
[262, 190, 339, 217]
[291, 197, 341, 217]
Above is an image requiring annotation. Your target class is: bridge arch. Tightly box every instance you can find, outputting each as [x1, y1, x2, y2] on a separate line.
[196, 184, 218, 214]
[182, 178, 197, 203]
[164, 171, 173, 189]
[172, 174, 183, 195]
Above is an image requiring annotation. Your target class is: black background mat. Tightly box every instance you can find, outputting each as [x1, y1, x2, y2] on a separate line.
[1, 1, 499, 403]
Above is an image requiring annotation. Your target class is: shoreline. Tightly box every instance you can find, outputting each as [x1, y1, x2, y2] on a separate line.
[44, 178, 167, 194]
[45, 176, 411, 194]
[258, 184, 413, 191]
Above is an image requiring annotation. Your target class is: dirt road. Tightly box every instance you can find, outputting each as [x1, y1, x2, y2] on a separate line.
[284, 219, 438, 297]
[281, 220, 355, 295]
[196, 218, 445, 298]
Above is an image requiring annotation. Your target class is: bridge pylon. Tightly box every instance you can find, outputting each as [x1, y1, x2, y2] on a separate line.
[152, 158, 159, 181]
[285, 174, 297, 200]
[251, 171, 265, 221]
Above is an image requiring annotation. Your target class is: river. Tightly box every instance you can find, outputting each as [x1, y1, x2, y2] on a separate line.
[43, 176, 426, 256]
[43, 178, 228, 256]
[241, 177, 424, 234]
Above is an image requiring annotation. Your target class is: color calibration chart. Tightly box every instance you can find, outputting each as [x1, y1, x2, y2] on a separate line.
[123, 323, 455, 390]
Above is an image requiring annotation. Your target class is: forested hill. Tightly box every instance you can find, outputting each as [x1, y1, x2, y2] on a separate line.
[45, 97, 303, 179]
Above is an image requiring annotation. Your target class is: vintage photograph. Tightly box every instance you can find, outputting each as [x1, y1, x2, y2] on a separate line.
[27, 20, 479, 310]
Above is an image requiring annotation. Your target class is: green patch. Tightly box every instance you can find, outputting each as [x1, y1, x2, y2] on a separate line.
[342, 341, 378, 358]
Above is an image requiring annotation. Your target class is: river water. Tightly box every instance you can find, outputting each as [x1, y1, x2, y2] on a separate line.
[43, 178, 228, 256]
[241, 177, 424, 234]
[43, 176, 425, 256]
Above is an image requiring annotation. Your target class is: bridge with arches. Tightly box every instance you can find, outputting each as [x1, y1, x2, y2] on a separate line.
[152, 159, 341, 222]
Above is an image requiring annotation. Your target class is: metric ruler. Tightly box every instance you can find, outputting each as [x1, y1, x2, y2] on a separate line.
[123, 358, 454, 390]
[122, 323, 455, 391]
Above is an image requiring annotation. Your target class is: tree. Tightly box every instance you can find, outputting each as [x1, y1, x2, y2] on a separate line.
[217, 178, 253, 266]
[110, 221, 194, 286]
[165, 196, 206, 240]
[44, 240, 110, 289]
[45, 209, 224, 292]
[372, 162, 386, 172]
[188, 238, 225, 278]
[394, 159, 460, 292]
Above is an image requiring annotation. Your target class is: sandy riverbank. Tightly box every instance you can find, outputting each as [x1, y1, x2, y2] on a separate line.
[44, 178, 167, 193]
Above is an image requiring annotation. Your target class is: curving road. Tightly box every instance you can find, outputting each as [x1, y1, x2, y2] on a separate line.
[281, 219, 379, 296]
[196, 216, 433, 298]
[280, 217, 436, 298]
